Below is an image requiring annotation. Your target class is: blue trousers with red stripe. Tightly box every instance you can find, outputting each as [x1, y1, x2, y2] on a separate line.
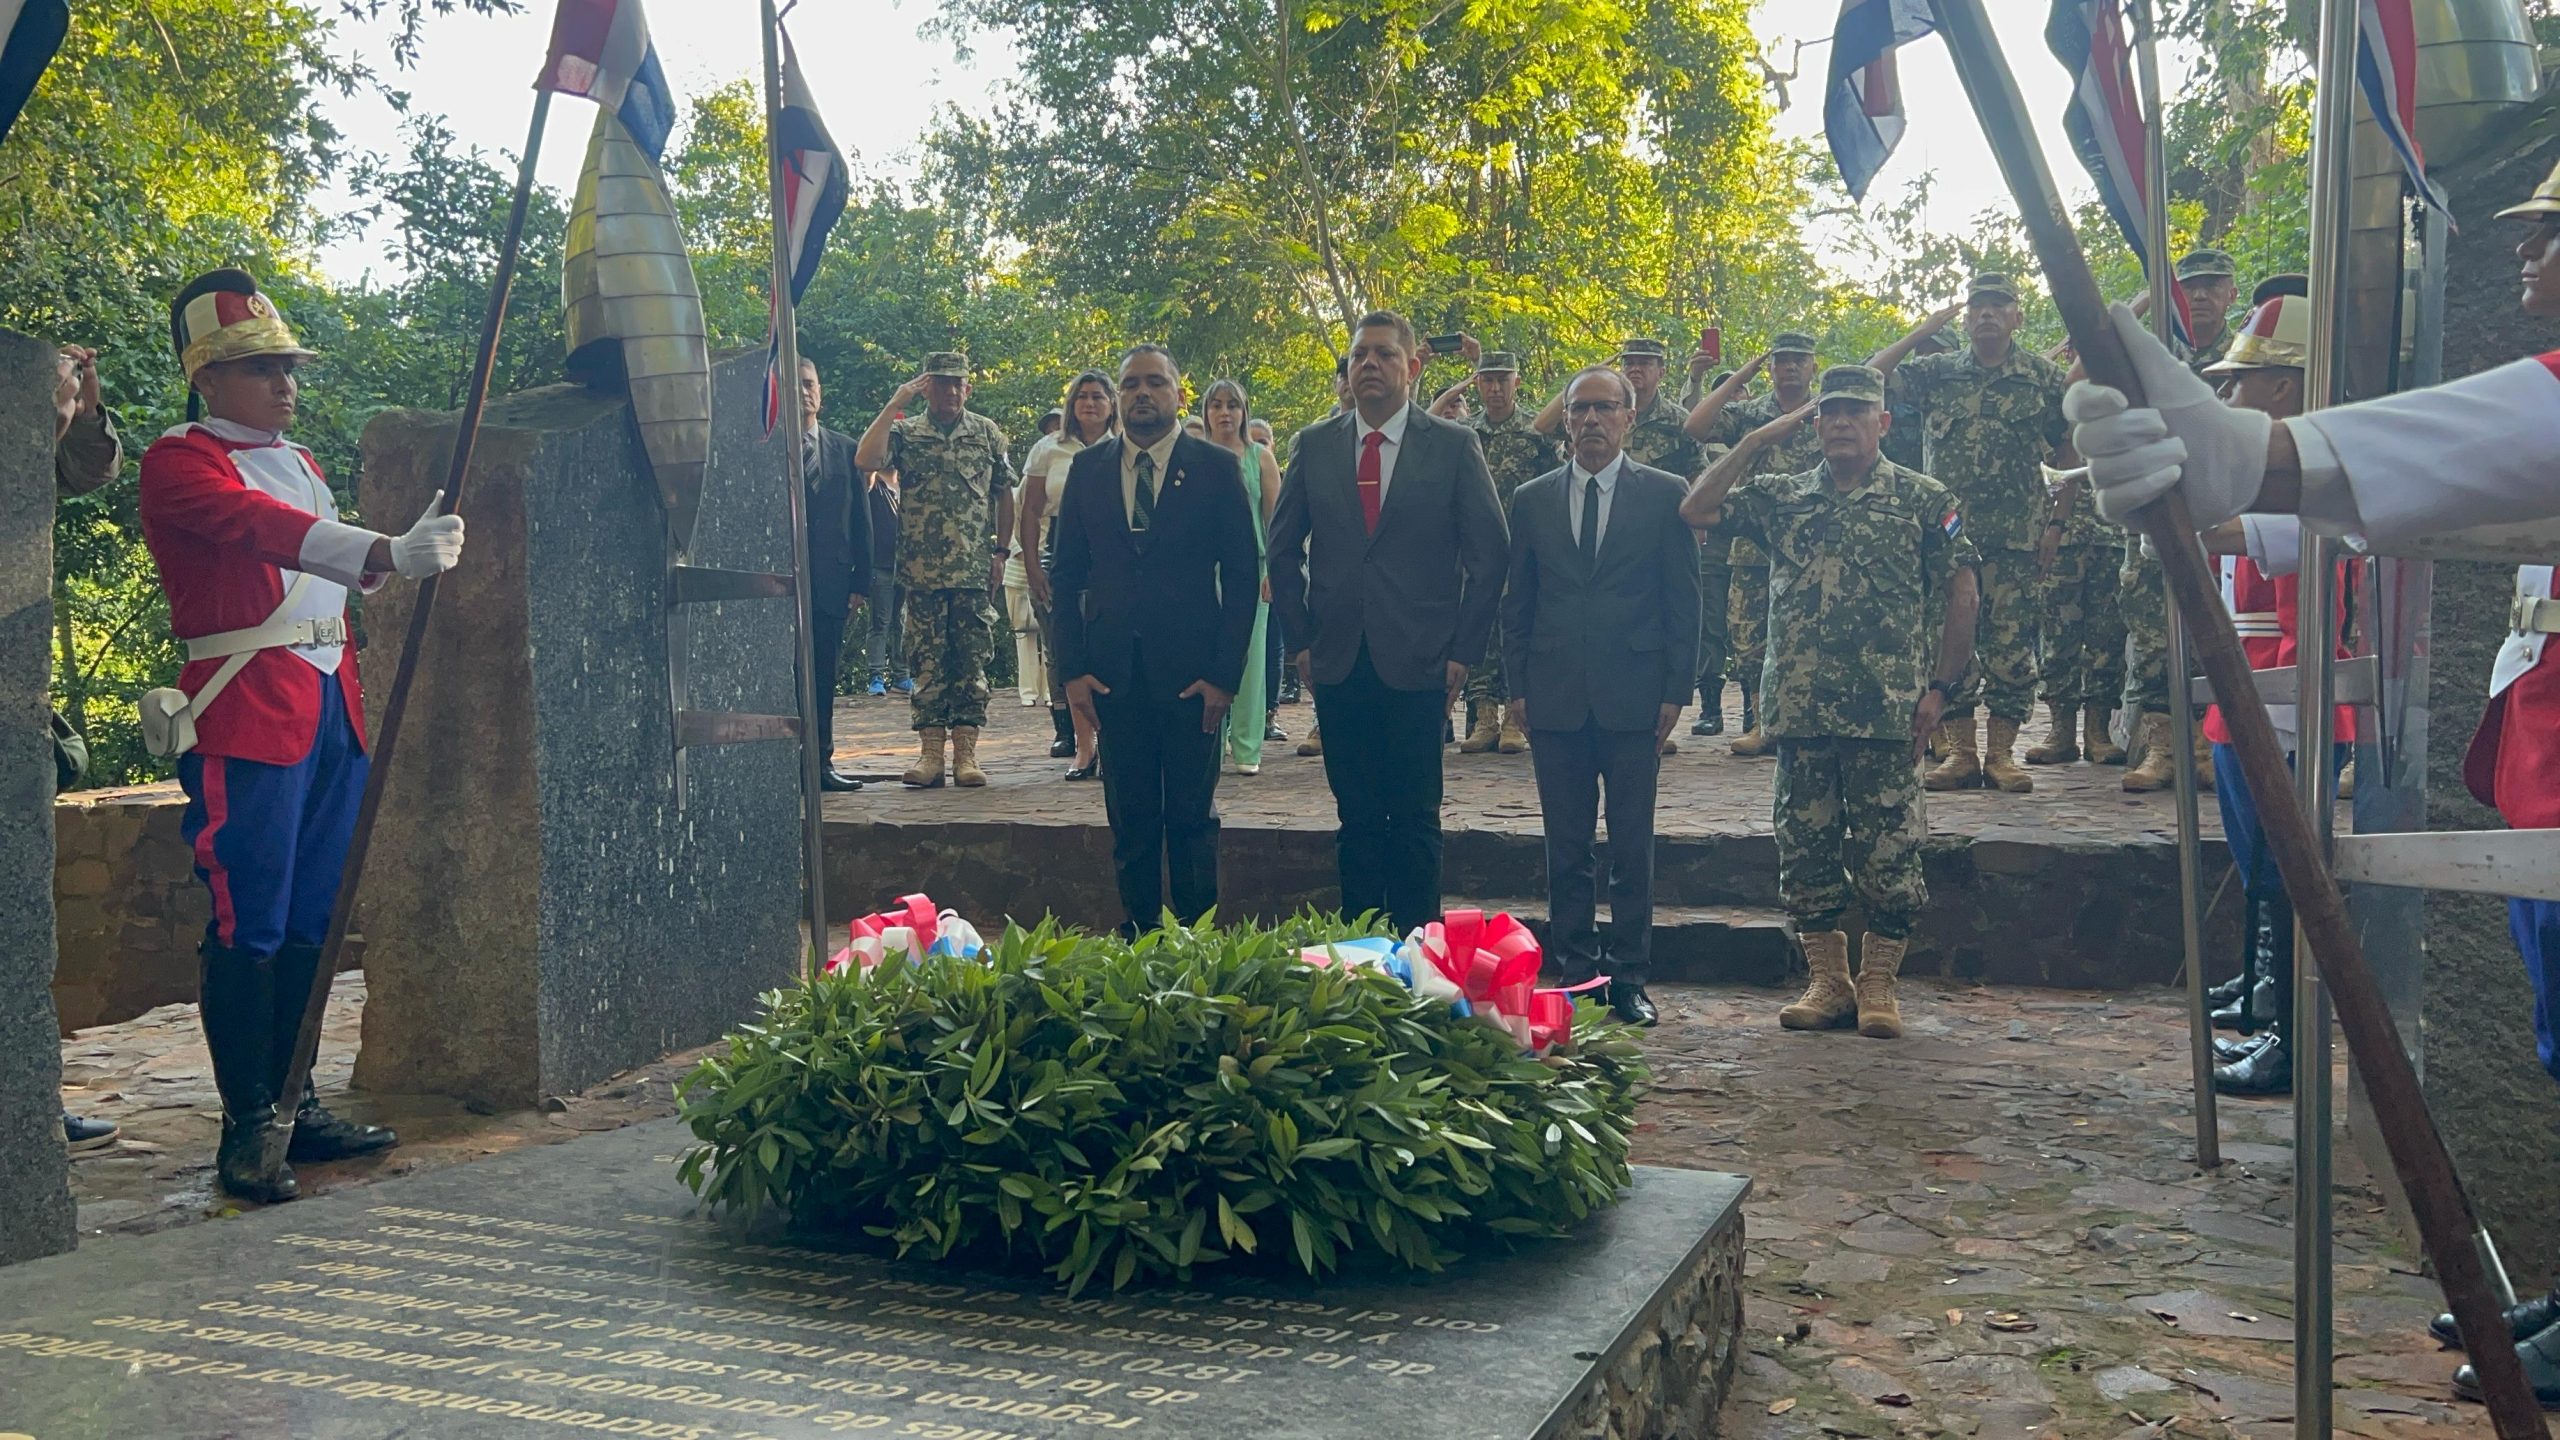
[179, 681, 368, 957]
[2511, 899, 2560, 1090]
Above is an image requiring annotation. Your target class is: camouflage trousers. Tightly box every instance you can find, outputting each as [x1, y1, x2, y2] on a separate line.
[1462, 640, 1508, 708]
[1696, 543, 1731, 696]
[2119, 544, 2171, 716]
[2038, 544, 2127, 709]
[1773, 737, 1929, 939]
[906, 587, 997, 731]
[1727, 564, 1770, 695]
[1952, 549, 2040, 723]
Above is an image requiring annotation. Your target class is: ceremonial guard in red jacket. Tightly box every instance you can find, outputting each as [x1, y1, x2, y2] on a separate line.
[2069, 160, 2560, 1399]
[139, 269, 466, 1202]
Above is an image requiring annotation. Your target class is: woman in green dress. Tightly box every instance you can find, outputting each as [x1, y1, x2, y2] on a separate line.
[1199, 379, 1280, 773]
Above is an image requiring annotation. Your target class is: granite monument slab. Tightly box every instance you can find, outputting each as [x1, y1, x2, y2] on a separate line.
[351, 351, 802, 1109]
[0, 328, 75, 1265]
[0, 1120, 1746, 1438]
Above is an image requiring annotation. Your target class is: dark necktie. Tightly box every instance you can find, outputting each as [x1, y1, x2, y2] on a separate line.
[1579, 472, 1601, 567]
[1358, 431, 1385, 534]
[1132, 450, 1158, 542]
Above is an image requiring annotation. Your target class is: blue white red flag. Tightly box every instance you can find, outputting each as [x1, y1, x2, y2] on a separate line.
[0, 0, 69, 151]
[762, 27, 850, 437]
[2045, 0, 2191, 348]
[2356, 0, 2450, 220]
[1940, 507, 1963, 541]
[538, 0, 676, 166]
[1825, 0, 1938, 202]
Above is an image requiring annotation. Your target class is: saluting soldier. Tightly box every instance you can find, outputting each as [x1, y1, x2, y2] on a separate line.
[1871, 274, 2073, 795]
[1434, 343, 1558, 756]
[1685, 330, 1825, 754]
[2114, 248, 2247, 792]
[854, 352, 1017, 789]
[2027, 464, 2129, 767]
[1681, 365, 1980, 1041]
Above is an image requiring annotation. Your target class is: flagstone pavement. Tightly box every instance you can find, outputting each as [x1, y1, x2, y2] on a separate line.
[52, 972, 2482, 1437]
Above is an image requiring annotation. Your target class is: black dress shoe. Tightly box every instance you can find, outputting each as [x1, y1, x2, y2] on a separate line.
[1690, 710, 1723, 737]
[1265, 722, 1288, 743]
[288, 1080, 397, 1163]
[2212, 1030, 2291, 1096]
[1063, 762, 1098, 782]
[820, 765, 865, 792]
[2213, 1031, 2272, 1064]
[1608, 982, 1658, 1028]
[2434, 1288, 2560, 1348]
[1049, 709, 1076, 757]
[2454, 1313, 2560, 1407]
[63, 1112, 117, 1152]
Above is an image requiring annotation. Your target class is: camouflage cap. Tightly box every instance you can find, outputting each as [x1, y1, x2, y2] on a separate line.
[922, 351, 970, 379]
[1618, 337, 1671, 362]
[2496, 157, 2560, 221]
[1966, 273, 2020, 303]
[1817, 364, 1887, 405]
[1768, 330, 1818, 356]
[1476, 350, 1521, 374]
[2175, 248, 2238, 281]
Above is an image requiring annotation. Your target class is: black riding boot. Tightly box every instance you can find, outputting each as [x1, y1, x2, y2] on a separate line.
[2213, 908, 2292, 1097]
[270, 941, 397, 1163]
[2455, 1312, 2560, 1406]
[2434, 1285, 2560, 1348]
[2206, 892, 2259, 1011]
[200, 942, 296, 1203]
[1049, 707, 1075, 758]
[1739, 687, 1758, 736]
[1690, 681, 1724, 736]
[2213, 896, 2284, 1034]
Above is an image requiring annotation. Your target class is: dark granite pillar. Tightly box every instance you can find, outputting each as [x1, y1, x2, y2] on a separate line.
[0, 328, 75, 1264]
[352, 350, 800, 1109]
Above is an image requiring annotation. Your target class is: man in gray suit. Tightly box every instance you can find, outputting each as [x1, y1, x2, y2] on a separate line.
[1270, 310, 1509, 934]
[1502, 367, 1699, 1026]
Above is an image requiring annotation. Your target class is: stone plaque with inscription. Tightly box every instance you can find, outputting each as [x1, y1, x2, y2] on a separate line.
[0, 1121, 1746, 1439]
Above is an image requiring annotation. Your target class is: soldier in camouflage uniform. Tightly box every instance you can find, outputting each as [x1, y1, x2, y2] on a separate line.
[1871, 274, 2072, 795]
[2118, 249, 2241, 791]
[853, 351, 1017, 789]
[2026, 465, 2128, 765]
[1450, 349, 1559, 755]
[1687, 330, 1825, 755]
[1681, 365, 1981, 1040]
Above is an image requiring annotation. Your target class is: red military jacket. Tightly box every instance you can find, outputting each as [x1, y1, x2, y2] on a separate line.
[2202, 548, 2358, 749]
[2467, 564, 2560, 830]
[137, 419, 378, 765]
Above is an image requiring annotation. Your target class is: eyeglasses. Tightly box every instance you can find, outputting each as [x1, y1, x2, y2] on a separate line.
[1565, 400, 1627, 417]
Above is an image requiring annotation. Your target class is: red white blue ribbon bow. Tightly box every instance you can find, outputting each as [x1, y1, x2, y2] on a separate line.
[823, 893, 985, 975]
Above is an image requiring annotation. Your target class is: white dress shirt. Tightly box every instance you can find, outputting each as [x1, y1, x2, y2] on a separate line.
[1568, 453, 1626, 552]
[1354, 403, 1414, 505]
[1119, 428, 1181, 528]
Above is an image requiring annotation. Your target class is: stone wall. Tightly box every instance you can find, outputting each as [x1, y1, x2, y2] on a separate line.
[351, 349, 800, 1109]
[0, 327, 75, 1265]
[51, 784, 201, 1033]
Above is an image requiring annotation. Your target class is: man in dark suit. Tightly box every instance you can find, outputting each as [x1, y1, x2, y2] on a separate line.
[800, 359, 873, 791]
[1502, 367, 1700, 1025]
[1051, 344, 1262, 936]
[1269, 310, 1509, 935]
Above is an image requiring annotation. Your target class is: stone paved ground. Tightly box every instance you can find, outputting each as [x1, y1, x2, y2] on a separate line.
[821, 684, 2227, 846]
[54, 977, 2480, 1436]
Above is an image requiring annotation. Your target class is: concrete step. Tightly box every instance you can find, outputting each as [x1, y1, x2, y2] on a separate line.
[1445, 897, 1800, 987]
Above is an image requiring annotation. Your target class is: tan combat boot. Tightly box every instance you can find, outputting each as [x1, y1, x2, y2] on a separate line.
[1982, 717, 2035, 793]
[1497, 714, 1529, 754]
[1922, 719, 1980, 791]
[1730, 687, 1772, 757]
[950, 726, 988, 787]
[1856, 933, 1909, 1039]
[2121, 713, 2174, 791]
[902, 727, 948, 788]
[1779, 931, 1857, 1030]
[2083, 705, 2126, 764]
[1658, 734, 1679, 756]
[1297, 723, 1322, 757]
[2024, 701, 2079, 765]
[2337, 756, 2356, 799]
[1458, 704, 1501, 754]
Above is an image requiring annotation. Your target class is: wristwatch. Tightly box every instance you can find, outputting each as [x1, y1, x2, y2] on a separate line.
[1927, 678, 1960, 701]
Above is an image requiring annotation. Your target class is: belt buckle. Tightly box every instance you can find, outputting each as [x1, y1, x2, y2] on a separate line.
[309, 616, 349, 648]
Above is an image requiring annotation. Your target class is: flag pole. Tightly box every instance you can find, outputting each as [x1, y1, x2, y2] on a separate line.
[1924, 2, 2546, 1432]
[278, 83, 556, 1112]
[2130, 0, 2220, 1175]
[761, 0, 830, 980]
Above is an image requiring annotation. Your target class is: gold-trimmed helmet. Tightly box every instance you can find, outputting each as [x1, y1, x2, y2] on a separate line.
[2203, 293, 2308, 375]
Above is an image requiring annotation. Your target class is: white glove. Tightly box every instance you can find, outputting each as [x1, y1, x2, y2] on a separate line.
[387, 490, 466, 580]
[2064, 302, 2272, 529]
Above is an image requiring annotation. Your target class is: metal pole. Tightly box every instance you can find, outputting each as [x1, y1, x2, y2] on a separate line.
[1924, 3, 2545, 1429]
[762, 1, 829, 979]
[2133, 0, 2219, 1172]
[279, 85, 555, 1110]
[2293, 0, 2364, 1429]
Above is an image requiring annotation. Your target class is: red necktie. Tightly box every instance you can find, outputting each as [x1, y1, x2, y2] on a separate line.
[1358, 430, 1386, 534]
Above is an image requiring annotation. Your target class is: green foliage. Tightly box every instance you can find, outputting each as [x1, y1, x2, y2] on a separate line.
[676, 915, 1648, 1294]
